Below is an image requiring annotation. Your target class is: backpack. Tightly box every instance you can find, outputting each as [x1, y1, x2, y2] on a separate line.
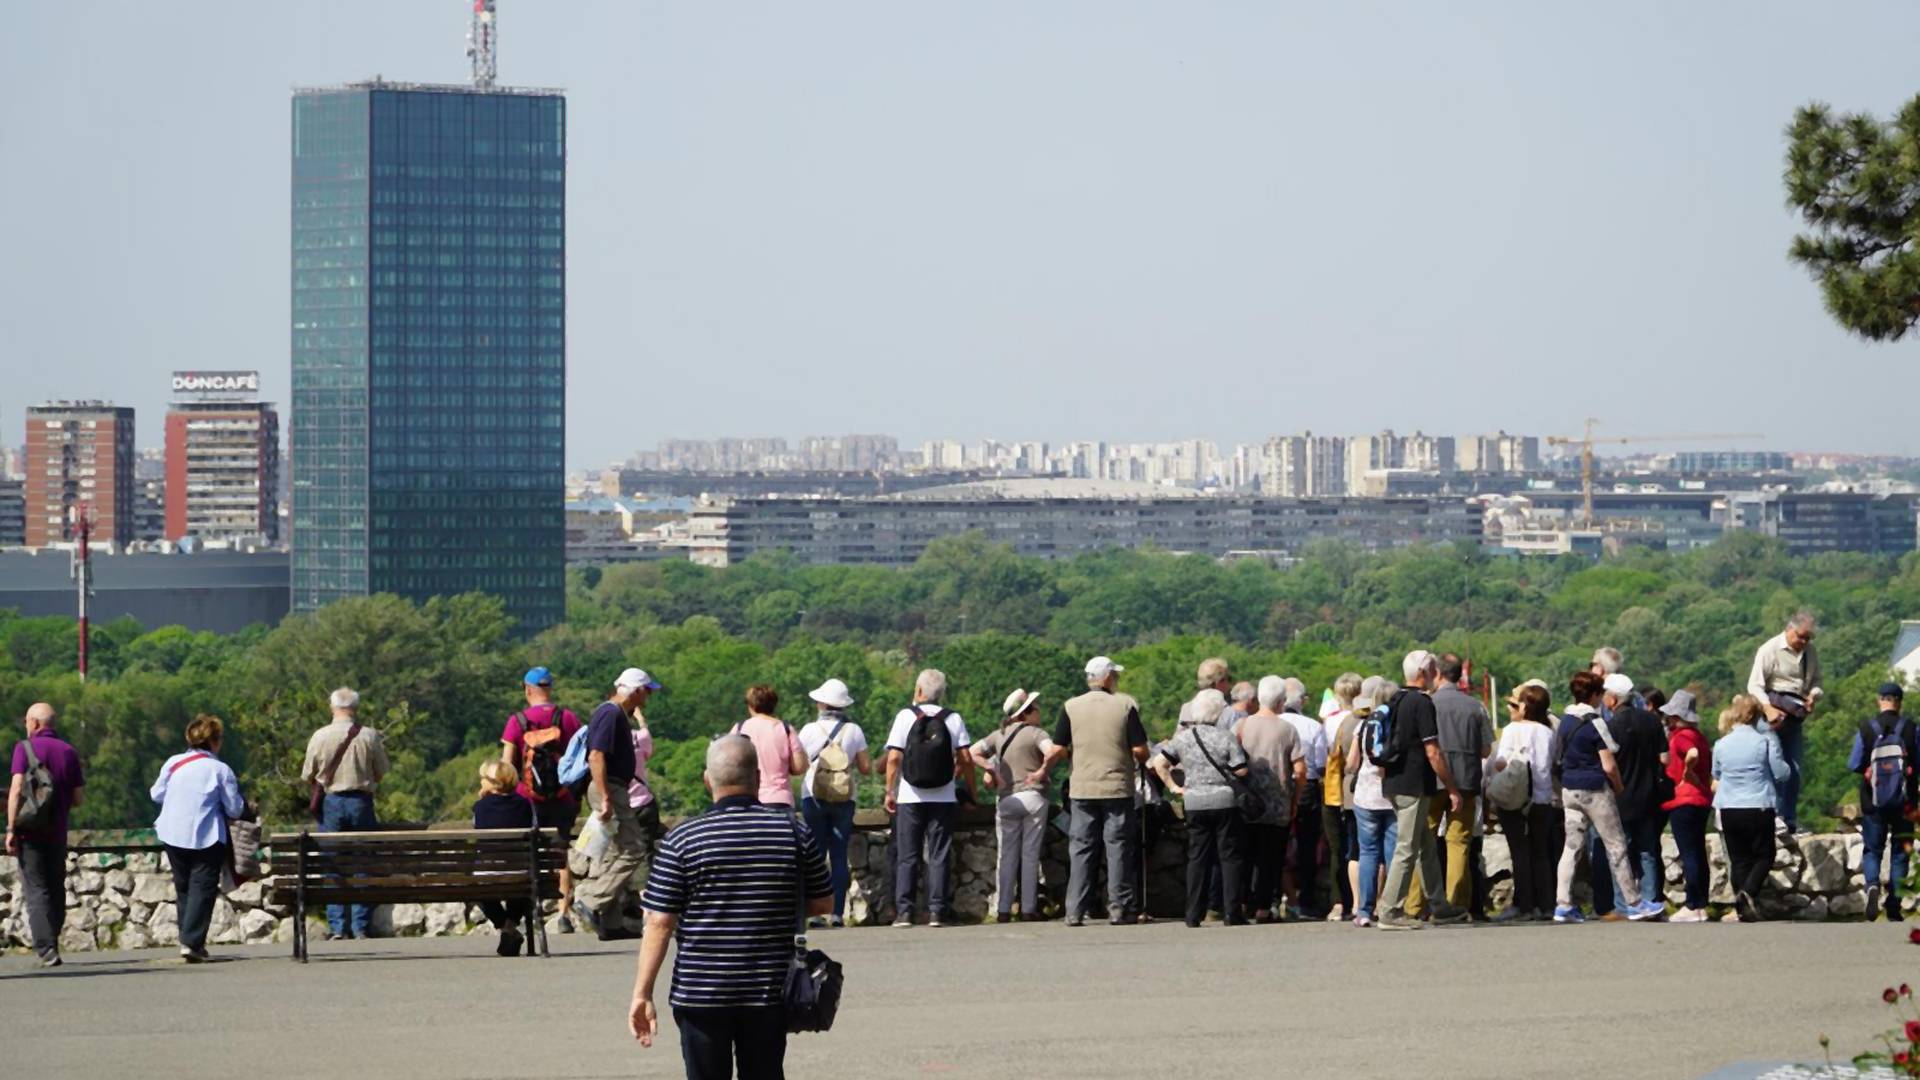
[1363, 699, 1402, 769]
[1861, 715, 1916, 811]
[558, 725, 592, 796]
[1552, 711, 1593, 783]
[12, 737, 58, 833]
[901, 707, 957, 789]
[811, 719, 857, 804]
[517, 706, 572, 800]
[1487, 741, 1532, 812]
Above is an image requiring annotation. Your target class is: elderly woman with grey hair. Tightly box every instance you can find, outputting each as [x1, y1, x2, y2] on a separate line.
[1151, 688, 1252, 927]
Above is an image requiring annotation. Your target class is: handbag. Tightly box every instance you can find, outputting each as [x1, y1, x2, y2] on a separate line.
[1186, 725, 1266, 822]
[1486, 744, 1532, 813]
[783, 816, 844, 1034]
[308, 723, 362, 822]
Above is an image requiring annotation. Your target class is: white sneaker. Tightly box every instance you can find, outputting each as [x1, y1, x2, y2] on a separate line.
[1669, 908, 1709, 923]
[1718, 910, 1742, 923]
[1325, 905, 1346, 922]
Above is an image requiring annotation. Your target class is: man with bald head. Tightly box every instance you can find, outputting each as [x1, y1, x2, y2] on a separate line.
[632, 735, 831, 1079]
[8, 703, 85, 967]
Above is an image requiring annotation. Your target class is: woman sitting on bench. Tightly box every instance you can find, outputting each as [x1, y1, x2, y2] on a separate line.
[474, 761, 536, 956]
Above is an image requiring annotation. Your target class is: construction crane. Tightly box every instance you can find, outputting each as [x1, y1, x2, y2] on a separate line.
[467, 0, 498, 90]
[1545, 419, 1764, 529]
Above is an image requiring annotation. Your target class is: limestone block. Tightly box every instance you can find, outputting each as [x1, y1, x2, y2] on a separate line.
[239, 908, 278, 942]
[146, 902, 178, 938]
[96, 890, 128, 921]
[124, 853, 161, 874]
[424, 902, 466, 936]
[131, 874, 173, 905]
[961, 844, 996, 875]
[72, 870, 105, 895]
[94, 923, 113, 947]
[1802, 837, 1851, 893]
[105, 869, 134, 894]
[130, 901, 153, 924]
[1481, 838, 1512, 880]
[68, 904, 97, 933]
[120, 922, 154, 950]
[59, 925, 96, 953]
[1829, 890, 1868, 918]
[83, 852, 124, 870]
[1767, 867, 1798, 894]
[384, 901, 424, 936]
[225, 880, 264, 907]
[1794, 896, 1829, 921]
[1846, 833, 1865, 872]
[210, 899, 242, 945]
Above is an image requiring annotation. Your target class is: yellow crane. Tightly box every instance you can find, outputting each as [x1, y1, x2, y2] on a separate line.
[1545, 419, 1766, 529]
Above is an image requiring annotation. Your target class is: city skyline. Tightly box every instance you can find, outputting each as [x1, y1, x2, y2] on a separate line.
[5, 3, 1920, 467]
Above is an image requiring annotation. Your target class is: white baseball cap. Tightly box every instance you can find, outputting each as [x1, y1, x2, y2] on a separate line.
[615, 667, 661, 692]
[1085, 656, 1124, 680]
[808, 678, 855, 710]
[1602, 673, 1634, 698]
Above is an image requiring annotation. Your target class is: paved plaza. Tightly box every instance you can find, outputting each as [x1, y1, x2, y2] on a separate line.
[0, 918, 1910, 1079]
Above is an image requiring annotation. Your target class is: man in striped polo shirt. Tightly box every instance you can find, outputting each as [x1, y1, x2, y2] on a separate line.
[631, 736, 831, 1079]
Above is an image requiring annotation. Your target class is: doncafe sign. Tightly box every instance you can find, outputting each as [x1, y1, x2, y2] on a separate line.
[172, 372, 259, 393]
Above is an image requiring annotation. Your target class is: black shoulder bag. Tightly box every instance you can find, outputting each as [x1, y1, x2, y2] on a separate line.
[783, 815, 844, 1034]
[1186, 726, 1266, 822]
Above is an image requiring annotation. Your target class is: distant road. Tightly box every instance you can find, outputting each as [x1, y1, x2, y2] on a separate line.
[0, 920, 1902, 1078]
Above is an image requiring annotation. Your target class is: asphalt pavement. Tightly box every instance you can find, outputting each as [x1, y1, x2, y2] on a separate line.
[0, 917, 1908, 1079]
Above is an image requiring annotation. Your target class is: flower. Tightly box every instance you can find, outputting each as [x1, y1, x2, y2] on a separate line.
[1909, 928, 1920, 945]
[1889, 988, 1902, 1004]
[1898, 1051, 1911, 1066]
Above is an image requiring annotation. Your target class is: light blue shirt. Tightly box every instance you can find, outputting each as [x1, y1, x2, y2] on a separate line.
[151, 750, 246, 850]
[1711, 724, 1790, 811]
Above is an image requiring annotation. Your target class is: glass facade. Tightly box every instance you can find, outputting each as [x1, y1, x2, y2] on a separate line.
[292, 85, 566, 631]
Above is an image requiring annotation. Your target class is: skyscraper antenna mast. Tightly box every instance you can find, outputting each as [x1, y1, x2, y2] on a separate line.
[468, 0, 498, 89]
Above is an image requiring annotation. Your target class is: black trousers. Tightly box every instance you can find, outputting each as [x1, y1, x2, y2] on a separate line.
[1497, 805, 1558, 916]
[166, 843, 227, 951]
[1185, 807, 1246, 927]
[1721, 808, 1776, 902]
[1245, 823, 1287, 912]
[675, 1006, 788, 1080]
[892, 802, 955, 920]
[1289, 780, 1324, 913]
[1322, 803, 1352, 913]
[17, 839, 68, 959]
[478, 899, 532, 928]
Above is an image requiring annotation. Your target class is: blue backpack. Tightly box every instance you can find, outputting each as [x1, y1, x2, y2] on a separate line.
[1860, 716, 1915, 811]
[558, 725, 592, 795]
[1363, 699, 1401, 768]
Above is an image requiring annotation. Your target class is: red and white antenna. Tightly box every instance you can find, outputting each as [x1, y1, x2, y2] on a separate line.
[467, 0, 498, 89]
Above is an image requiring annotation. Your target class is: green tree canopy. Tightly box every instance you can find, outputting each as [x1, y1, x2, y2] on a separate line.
[1785, 97, 1920, 341]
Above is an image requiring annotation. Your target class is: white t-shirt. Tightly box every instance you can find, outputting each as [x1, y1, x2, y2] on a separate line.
[885, 705, 971, 805]
[1352, 752, 1391, 812]
[1495, 721, 1558, 807]
[1283, 712, 1330, 780]
[797, 715, 870, 801]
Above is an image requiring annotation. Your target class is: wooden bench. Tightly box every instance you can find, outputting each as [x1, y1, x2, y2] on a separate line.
[267, 828, 566, 962]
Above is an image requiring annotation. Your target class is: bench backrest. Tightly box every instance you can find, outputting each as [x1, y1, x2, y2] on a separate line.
[267, 828, 566, 907]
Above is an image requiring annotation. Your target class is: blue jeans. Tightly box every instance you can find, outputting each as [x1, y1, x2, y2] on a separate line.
[1862, 804, 1914, 895]
[1668, 805, 1711, 911]
[1353, 808, 1398, 919]
[321, 792, 377, 936]
[1774, 721, 1804, 831]
[800, 798, 857, 918]
[1624, 812, 1665, 905]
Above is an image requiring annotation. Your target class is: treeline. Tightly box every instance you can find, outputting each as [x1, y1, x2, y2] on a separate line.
[1, 533, 1913, 829]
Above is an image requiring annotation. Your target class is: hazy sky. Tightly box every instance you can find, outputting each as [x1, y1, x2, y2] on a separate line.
[3, 2, 1917, 467]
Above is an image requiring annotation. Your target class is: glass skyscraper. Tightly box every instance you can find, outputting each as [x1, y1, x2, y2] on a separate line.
[291, 81, 565, 632]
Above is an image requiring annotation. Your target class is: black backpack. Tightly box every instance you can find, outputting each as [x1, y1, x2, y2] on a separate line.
[901, 707, 957, 789]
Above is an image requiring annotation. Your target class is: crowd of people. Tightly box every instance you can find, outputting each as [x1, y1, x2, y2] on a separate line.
[5, 610, 1917, 1074]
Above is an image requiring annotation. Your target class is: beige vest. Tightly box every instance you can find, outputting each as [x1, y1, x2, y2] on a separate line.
[1063, 690, 1140, 800]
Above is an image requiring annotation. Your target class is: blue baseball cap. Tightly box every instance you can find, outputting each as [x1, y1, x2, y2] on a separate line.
[524, 667, 554, 687]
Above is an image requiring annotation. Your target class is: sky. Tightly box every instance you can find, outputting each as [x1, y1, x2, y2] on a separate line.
[2, 1, 1917, 468]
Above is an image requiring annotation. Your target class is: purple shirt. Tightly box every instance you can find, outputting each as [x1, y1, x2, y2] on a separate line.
[10, 732, 83, 843]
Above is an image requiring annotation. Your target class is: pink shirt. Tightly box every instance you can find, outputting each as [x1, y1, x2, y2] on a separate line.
[627, 725, 655, 809]
[736, 714, 802, 806]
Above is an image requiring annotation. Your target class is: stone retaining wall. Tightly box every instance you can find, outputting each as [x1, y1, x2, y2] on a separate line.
[0, 820, 1891, 953]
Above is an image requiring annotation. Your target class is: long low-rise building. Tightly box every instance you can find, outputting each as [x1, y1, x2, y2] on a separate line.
[0, 550, 289, 633]
[688, 489, 1483, 567]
